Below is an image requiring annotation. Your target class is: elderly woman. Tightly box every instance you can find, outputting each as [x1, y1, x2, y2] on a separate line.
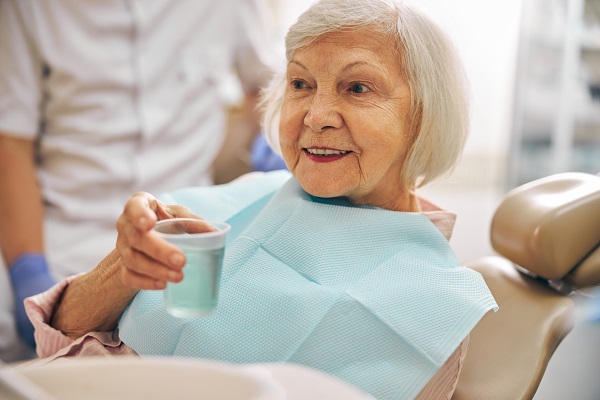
[26, 0, 497, 398]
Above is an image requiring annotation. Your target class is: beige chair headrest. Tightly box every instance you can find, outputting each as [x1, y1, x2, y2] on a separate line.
[490, 172, 600, 287]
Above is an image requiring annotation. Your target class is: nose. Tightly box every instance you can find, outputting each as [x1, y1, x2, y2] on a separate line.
[303, 91, 343, 133]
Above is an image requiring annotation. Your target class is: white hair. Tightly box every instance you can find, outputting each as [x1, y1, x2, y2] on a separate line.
[260, 0, 470, 189]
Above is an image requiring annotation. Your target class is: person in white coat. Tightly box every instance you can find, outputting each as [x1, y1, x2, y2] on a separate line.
[0, 0, 277, 360]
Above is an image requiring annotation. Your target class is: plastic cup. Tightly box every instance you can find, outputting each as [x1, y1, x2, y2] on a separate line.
[153, 218, 231, 318]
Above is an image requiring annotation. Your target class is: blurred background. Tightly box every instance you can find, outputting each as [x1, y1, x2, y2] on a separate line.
[242, 0, 598, 398]
[2, 0, 597, 396]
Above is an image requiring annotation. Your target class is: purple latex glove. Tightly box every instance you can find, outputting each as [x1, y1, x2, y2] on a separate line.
[8, 253, 56, 348]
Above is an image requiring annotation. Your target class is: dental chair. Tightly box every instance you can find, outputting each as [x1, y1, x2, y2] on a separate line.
[453, 172, 600, 400]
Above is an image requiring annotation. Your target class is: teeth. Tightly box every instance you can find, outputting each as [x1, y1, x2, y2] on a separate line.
[306, 148, 348, 155]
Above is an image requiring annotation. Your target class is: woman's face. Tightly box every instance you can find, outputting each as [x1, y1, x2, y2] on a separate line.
[279, 29, 416, 211]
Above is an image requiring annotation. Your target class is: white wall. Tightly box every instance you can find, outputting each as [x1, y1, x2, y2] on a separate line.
[415, 0, 522, 155]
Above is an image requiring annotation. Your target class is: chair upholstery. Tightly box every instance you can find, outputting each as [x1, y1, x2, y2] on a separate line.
[452, 172, 600, 400]
[452, 257, 574, 400]
[490, 172, 600, 285]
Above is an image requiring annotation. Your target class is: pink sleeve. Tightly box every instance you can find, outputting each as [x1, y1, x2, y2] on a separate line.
[24, 275, 137, 361]
[415, 336, 470, 400]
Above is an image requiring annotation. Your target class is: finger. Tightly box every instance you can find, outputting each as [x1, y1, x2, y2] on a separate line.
[163, 204, 203, 220]
[160, 218, 217, 234]
[120, 265, 168, 291]
[124, 193, 202, 231]
[117, 223, 186, 271]
[120, 244, 183, 285]
[121, 192, 160, 231]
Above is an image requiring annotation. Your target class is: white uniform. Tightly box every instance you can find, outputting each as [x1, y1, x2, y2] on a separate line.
[0, 0, 275, 360]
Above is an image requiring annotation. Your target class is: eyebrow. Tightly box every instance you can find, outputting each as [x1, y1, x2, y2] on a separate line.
[288, 60, 308, 70]
[342, 61, 373, 72]
[288, 60, 380, 73]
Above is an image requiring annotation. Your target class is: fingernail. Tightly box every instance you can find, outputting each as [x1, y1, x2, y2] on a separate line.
[168, 271, 183, 282]
[170, 253, 185, 268]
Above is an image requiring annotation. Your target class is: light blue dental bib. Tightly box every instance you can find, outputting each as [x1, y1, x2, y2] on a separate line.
[119, 172, 498, 400]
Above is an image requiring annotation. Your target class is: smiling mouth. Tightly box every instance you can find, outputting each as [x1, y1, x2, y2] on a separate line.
[305, 148, 350, 156]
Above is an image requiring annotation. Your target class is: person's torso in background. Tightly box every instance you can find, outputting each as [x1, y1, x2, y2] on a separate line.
[21, 0, 267, 274]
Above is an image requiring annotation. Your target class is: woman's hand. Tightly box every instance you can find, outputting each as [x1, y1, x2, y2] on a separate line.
[52, 193, 210, 338]
[116, 192, 203, 290]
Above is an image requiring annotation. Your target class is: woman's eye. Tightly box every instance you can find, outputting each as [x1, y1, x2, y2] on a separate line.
[349, 83, 370, 94]
[291, 80, 308, 90]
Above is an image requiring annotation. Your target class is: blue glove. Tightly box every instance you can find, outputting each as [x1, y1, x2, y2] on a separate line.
[251, 134, 287, 172]
[587, 288, 600, 323]
[8, 253, 56, 348]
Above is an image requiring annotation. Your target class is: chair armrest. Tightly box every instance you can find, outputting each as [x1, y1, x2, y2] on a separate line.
[453, 257, 575, 400]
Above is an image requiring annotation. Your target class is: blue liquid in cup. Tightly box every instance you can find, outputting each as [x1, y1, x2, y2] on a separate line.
[165, 247, 225, 318]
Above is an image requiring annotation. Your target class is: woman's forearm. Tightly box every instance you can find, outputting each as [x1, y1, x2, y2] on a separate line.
[50, 249, 139, 339]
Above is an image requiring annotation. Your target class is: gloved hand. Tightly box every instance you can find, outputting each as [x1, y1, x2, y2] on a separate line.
[251, 134, 287, 172]
[8, 253, 56, 348]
